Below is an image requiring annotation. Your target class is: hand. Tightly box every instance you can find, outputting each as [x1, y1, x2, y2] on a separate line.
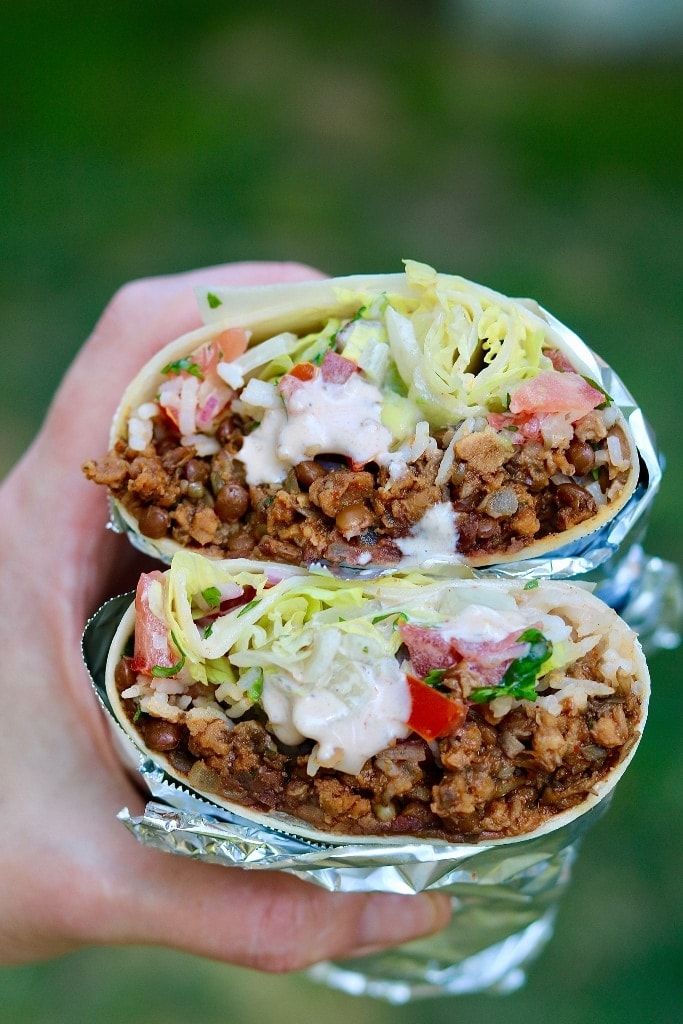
[0, 263, 451, 970]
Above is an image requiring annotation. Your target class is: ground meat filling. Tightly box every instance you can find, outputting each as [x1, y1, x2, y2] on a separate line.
[116, 657, 641, 841]
[85, 399, 629, 565]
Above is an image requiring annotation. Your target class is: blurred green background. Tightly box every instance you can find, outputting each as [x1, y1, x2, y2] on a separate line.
[2, 2, 682, 1022]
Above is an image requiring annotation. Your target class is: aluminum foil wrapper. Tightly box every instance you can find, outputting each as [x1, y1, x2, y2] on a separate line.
[82, 564, 682, 1002]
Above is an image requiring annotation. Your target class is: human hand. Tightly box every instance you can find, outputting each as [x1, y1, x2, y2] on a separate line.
[0, 262, 451, 969]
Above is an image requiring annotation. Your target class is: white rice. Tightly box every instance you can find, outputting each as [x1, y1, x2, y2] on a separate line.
[180, 433, 220, 457]
[179, 375, 200, 436]
[127, 416, 153, 451]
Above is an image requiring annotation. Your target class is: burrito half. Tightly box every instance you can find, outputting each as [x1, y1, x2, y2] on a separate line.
[105, 552, 648, 844]
[85, 262, 639, 570]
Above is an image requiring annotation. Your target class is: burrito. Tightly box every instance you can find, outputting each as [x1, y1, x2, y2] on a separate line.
[85, 261, 639, 569]
[105, 551, 648, 844]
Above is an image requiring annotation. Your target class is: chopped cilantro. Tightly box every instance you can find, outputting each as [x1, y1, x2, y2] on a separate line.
[206, 292, 222, 309]
[151, 656, 184, 678]
[246, 669, 264, 702]
[470, 628, 552, 704]
[423, 668, 447, 688]
[591, 467, 600, 480]
[151, 631, 186, 678]
[203, 622, 214, 639]
[133, 707, 143, 723]
[581, 375, 613, 410]
[237, 598, 261, 617]
[504, 392, 511, 410]
[523, 579, 539, 590]
[161, 357, 203, 380]
[201, 586, 221, 608]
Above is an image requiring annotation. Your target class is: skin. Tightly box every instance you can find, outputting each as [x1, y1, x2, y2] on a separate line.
[0, 262, 451, 971]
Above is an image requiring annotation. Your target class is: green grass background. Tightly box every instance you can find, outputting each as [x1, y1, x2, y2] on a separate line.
[2, 3, 681, 1022]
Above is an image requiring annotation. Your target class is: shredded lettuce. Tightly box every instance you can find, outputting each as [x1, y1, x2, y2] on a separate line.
[161, 553, 403, 701]
[216, 263, 558, 452]
[378, 261, 553, 425]
[539, 633, 601, 677]
[257, 319, 341, 381]
[150, 557, 603, 717]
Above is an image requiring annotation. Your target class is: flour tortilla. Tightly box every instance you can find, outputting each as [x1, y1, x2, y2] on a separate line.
[109, 273, 640, 568]
[104, 576, 649, 847]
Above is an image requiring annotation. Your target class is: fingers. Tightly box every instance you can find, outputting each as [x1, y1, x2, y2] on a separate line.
[99, 846, 452, 972]
[42, 260, 325, 461]
[6, 261, 324, 587]
[61, 260, 324, 422]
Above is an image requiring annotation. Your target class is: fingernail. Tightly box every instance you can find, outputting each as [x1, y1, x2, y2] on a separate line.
[355, 893, 451, 953]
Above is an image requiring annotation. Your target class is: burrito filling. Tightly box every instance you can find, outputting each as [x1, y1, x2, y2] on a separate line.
[85, 261, 633, 567]
[112, 554, 642, 841]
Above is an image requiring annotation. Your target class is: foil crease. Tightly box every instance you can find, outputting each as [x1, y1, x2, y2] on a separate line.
[82, 563, 681, 1001]
[109, 308, 663, 584]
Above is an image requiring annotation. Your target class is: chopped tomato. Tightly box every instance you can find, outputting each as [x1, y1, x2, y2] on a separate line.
[212, 328, 250, 366]
[510, 370, 603, 421]
[406, 674, 466, 742]
[289, 362, 317, 381]
[132, 571, 175, 674]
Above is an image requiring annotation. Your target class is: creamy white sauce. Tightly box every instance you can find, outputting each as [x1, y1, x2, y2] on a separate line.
[237, 407, 289, 485]
[237, 372, 393, 486]
[441, 605, 529, 645]
[396, 502, 461, 567]
[278, 373, 392, 468]
[439, 605, 572, 646]
[262, 659, 410, 776]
